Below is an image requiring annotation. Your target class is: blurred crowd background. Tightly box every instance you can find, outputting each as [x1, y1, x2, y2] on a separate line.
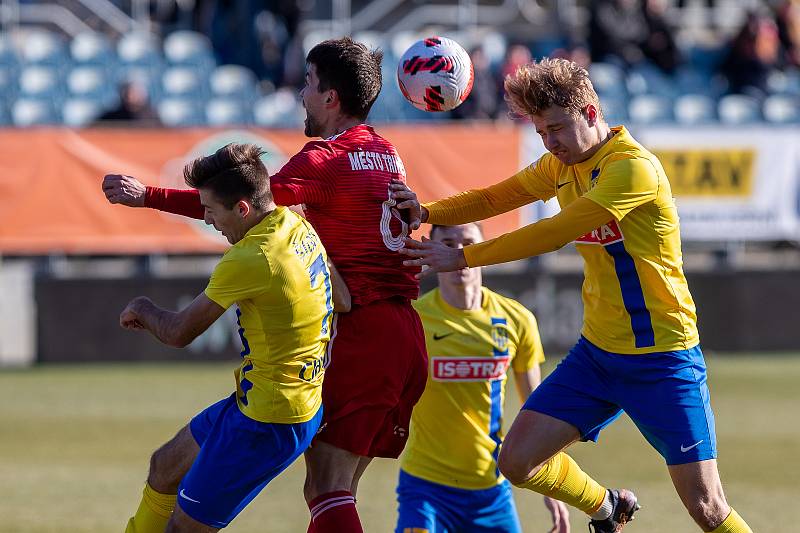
[2, 0, 800, 127]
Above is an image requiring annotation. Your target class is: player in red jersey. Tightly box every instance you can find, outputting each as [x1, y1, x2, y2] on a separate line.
[102, 37, 427, 533]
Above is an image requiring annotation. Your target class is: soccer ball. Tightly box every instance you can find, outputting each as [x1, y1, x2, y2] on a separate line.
[397, 36, 474, 112]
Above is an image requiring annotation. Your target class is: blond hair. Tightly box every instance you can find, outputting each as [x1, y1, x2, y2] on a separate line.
[504, 57, 602, 120]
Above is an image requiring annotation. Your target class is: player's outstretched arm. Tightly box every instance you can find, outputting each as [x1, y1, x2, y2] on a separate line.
[390, 173, 539, 227]
[327, 259, 351, 313]
[401, 197, 613, 274]
[102, 174, 146, 207]
[120, 293, 225, 348]
[102, 174, 205, 219]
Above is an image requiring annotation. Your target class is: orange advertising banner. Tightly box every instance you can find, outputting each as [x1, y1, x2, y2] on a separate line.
[0, 125, 523, 254]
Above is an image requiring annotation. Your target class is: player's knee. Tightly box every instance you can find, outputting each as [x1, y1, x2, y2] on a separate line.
[498, 445, 541, 485]
[686, 496, 729, 530]
[147, 446, 183, 492]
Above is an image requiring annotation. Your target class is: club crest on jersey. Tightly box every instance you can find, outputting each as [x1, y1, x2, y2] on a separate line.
[431, 356, 511, 381]
[490, 323, 511, 354]
[575, 219, 624, 246]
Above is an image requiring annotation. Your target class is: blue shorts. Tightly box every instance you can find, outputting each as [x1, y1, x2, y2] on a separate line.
[177, 394, 322, 528]
[523, 337, 717, 465]
[395, 470, 521, 533]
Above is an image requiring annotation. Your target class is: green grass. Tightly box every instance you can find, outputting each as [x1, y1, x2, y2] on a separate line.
[0, 355, 796, 532]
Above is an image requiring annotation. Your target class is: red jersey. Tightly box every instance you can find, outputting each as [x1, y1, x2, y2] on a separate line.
[271, 124, 419, 305]
[145, 124, 419, 306]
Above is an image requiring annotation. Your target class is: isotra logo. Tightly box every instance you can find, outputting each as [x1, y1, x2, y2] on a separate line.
[432, 356, 511, 381]
[575, 219, 624, 246]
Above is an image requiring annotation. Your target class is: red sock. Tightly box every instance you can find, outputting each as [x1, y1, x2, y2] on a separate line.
[308, 490, 363, 533]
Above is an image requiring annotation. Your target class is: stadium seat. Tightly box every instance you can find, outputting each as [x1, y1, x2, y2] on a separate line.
[626, 62, 677, 97]
[717, 94, 761, 124]
[12, 98, 59, 126]
[766, 68, 800, 96]
[674, 94, 717, 124]
[762, 94, 800, 124]
[118, 32, 162, 67]
[70, 32, 115, 66]
[0, 33, 19, 67]
[0, 66, 16, 99]
[481, 31, 508, 69]
[19, 30, 67, 65]
[162, 66, 207, 98]
[599, 95, 628, 124]
[589, 62, 627, 97]
[206, 98, 252, 126]
[163, 31, 215, 70]
[157, 97, 204, 127]
[18, 66, 61, 99]
[629, 94, 674, 124]
[62, 98, 103, 127]
[253, 89, 303, 128]
[67, 66, 109, 98]
[208, 65, 257, 101]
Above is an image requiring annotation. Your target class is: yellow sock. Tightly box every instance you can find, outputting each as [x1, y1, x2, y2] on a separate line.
[711, 509, 753, 533]
[124, 483, 177, 533]
[513, 452, 607, 514]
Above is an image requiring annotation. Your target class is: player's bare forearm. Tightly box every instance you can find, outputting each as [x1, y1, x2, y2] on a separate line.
[119, 294, 224, 348]
[121, 297, 190, 348]
[514, 366, 541, 402]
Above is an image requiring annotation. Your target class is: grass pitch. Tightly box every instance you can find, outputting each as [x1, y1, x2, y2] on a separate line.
[0, 354, 796, 532]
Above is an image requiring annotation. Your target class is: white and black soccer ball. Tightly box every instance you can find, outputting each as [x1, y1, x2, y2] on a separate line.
[397, 36, 474, 112]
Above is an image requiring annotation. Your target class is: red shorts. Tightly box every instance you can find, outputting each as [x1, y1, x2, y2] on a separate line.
[317, 297, 428, 458]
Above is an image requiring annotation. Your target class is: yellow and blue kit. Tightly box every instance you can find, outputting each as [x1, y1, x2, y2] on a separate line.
[179, 206, 331, 528]
[396, 287, 543, 533]
[424, 126, 717, 465]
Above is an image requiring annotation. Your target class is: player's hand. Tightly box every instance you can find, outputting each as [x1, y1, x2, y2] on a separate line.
[399, 236, 466, 279]
[543, 496, 570, 533]
[389, 179, 426, 230]
[102, 174, 146, 207]
[119, 296, 151, 330]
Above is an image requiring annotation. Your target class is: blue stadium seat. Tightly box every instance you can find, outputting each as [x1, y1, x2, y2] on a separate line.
[157, 97, 205, 127]
[589, 62, 627, 97]
[18, 66, 62, 99]
[12, 98, 60, 126]
[599, 95, 628, 124]
[163, 31, 215, 71]
[766, 68, 800, 96]
[674, 94, 717, 124]
[161, 66, 207, 99]
[0, 33, 19, 67]
[762, 94, 800, 124]
[206, 98, 252, 126]
[19, 30, 67, 66]
[718, 94, 761, 124]
[209, 65, 257, 101]
[67, 66, 112, 100]
[0, 65, 16, 99]
[253, 90, 303, 128]
[629, 94, 674, 124]
[70, 32, 115, 66]
[118, 32, 162, 67]
[63, 98, 103, 127]
[626, 63, 677, 98]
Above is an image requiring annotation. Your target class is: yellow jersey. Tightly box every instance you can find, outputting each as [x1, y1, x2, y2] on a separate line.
[205, 206, 332, 424]
[401, 287, 544, 489]
[425, 126, 699, 354]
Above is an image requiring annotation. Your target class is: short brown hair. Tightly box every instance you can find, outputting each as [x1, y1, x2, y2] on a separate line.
[306, 37, 383, 120]
[504, 57, 603, 120]
[184, 143, 272, 210]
